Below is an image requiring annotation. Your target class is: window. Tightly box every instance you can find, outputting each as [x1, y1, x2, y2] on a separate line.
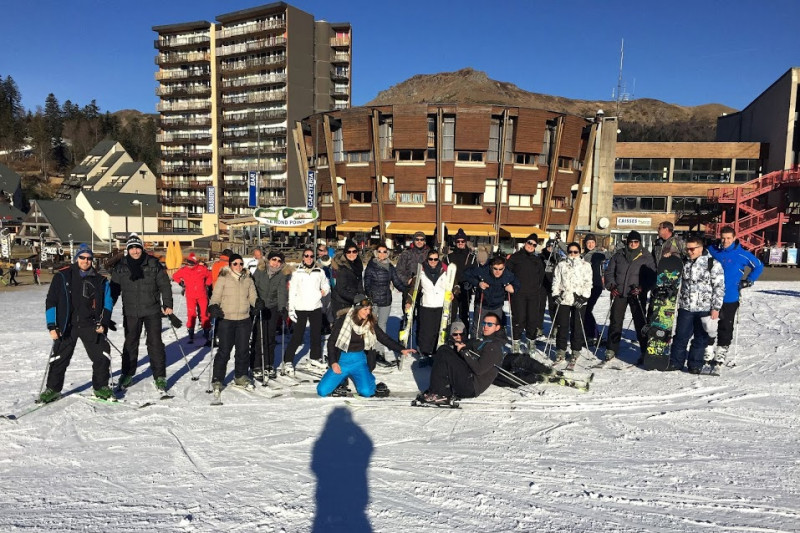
[332, 129, 344, 163]
[396, 149, 425, 162]
[443, 178, 453, 203]
[483, 179, 508, 204]
[557, 157, 573, 170]
[672, 196, 704, 212]
[488, 118, 500, 162]
[551, 196, 569, 209]
[456, 151, 484, 163]
[350, 191, 372, 203]
[387, 177, 395, 201]
[397, 192, 425, 204]
[427, 116, 436, 148]
[613, 196, 667, 212]
[442, 116, 455, 160]
[734, 159, 760, 183]
[673, 158, 731, 182]
[379, 117, 393, 160]
[504, 117, 514, 163]
[454, 192, 482, 205]
[614, 158, 669, 182]
[508, 194, 532, 207]
[427, 178, 436, 202]
[515, 153, 537, 166]
[346, 151, 371, 163]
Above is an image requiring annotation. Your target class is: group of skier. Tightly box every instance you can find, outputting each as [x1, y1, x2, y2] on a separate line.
[37, 221, 763, 406]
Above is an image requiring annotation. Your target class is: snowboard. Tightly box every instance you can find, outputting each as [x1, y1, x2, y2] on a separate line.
[642, 255, 683, 371]
[436, 264, 458, 348]
[398, 263, 422, 349]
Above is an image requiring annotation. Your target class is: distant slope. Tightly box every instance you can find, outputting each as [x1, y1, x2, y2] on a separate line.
[367, 68, 736, 142]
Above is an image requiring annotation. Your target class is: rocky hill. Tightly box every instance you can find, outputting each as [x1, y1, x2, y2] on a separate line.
[367, 68, 735, 142]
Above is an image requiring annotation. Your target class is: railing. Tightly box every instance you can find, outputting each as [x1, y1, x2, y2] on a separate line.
[155, 35, 210, 49]
[156, 85, 211, 97]
[219, 144, 286, 156]
[156, 100, 211, 112]
[160, 149, 213, 159]
[221, 127, 286, 140]
[218, 55, 285, 72]
[216, 19, 285, 39]
[161, 165, 213, 174]
[156, 51, 210, 65]
[160, 116, 212, 128]
[221, 90, 286, 105]
[220, 72, 286, 89]
[330, 37, 351, 47]
[330, 68, 349, 80]
[155, 69, 209, 81]
[222, 162, 286, 172]
[332, 52, 350, 62]
[221, 109, 286, 124]
[156, 132, 212, 143]
[216, 36, 286, 57]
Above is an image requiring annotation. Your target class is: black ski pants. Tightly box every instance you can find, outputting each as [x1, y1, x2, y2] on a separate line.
[285, 308, 323, 364]
[213, 317, 252, 383]
[417, 305, 443, 356]
[607, 294, 648, 355]
[46, 324, 110, 392]
[583, 286, 604, 340]
[428, 346, 476, 398]
[453, 285, 472, 333]
[555, 304, 587, 352]
[714, 301, 739, 348]
[251, 306, 281, 371]
[511, 292, 540, 341]
[121, 313, 167, 379]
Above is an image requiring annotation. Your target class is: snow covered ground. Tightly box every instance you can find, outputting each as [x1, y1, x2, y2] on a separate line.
[1, 282, 798, 532]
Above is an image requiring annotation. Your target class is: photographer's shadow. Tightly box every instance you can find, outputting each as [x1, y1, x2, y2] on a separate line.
[311, 406, 373, 533]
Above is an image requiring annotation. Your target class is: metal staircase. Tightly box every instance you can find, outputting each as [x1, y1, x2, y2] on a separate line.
[706, 167, 800, 252]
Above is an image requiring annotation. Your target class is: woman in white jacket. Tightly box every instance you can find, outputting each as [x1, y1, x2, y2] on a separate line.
[551, 242, 593, 362]
[416, 251, 451, 359]
[283, 247, 331, 375]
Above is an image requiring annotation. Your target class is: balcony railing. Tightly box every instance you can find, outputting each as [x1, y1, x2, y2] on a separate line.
[156, 132, 212, 143]
[160, 179, 212, 190]
[155, 34, 210, 49]
[330, 68, 349, 81]
[156, 85, 211, 97]
[218, 55, 285, 73]
[221, 90, 286, 105]
[219, 144, 286, 156]
[160, 149, 213, 159]
[216, 36, 286, 57]
[222, 162, 286, 172]
[159, 116, 212, 128]
[156, 51, 210, 65]
[331, 52, 350, 63]
[157, 100, 211, 112]
[221, 127, 286, 140]
[220, 108, 287, 124]
[161, 165, 213, 175]
[220, 72, 286, 90]
[216, 19, 285, 39]
[155, 69, 209, 81]
[330, 37, 351, 47]
[161, 195, 207, 206]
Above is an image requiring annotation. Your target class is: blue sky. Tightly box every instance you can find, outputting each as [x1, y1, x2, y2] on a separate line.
[2, 0, 798, 114]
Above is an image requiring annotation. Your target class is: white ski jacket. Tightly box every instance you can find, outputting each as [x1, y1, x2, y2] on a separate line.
[419, 265, 453, 308]
[552, 257, 593, 306]
[288, 265, 330, 312]
[678, 254, 725, 312]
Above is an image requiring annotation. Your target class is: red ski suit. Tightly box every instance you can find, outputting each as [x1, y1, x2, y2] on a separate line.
[173, 264, 212, 330]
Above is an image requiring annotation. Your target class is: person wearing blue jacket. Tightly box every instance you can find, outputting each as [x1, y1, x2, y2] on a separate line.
[707, 225, 764, 365]
[39, 244, 114, 403]
[463, 255, 520, 336]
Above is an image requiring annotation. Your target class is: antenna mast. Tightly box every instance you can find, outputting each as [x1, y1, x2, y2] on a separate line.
[614, 39, 631, 117]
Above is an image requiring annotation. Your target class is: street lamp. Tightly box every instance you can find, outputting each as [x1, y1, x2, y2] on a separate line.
[131, 200, 145, 241]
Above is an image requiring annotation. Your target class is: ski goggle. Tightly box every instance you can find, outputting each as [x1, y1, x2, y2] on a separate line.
[354, 297, 373, 308]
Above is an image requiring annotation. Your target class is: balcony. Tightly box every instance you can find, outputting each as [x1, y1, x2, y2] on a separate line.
[159, 116, 212, 128]
[157, 100, 211, 112]
[160, 148, 213, 160]
[332, 86, 350, 96]
[219, 72, 286, 91]
[155, 69, 209, 81]
[156, 132, 213, 143]
[216, 19, 285, 40]
[221, 90, 286, 106]
[330, 68, 349, 82]
[330, 37, 351, 48]
[161, 165, 213, 175]
[155, 35, 210, 50]
[161, 195, 206, 206]
[156, 85, 211, 97]
[331, 52, 350, 63]
[156, 51, 210, 66]
[223, 180, 248, 191]
[220, 108, 287, 125]
[221, 127, 287, 140]
[219, 144, 286, 156]
[218, 55, 285, 74]
[222, 162, 286, 173]
[216, 36, 286, 57]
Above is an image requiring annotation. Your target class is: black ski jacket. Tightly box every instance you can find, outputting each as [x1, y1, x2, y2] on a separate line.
[45, 264, 113, 334]
[506, 249, 545, 295]
[604, 247, 656, 297]
[459, 328, 507, 396]
[331, 254, 364, 311]
[110, 254, 173, 318]
[443, 247, 476, 287]
[363, 258, 404, 307]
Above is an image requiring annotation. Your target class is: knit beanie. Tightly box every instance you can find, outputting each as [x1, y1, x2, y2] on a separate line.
[626, 230, 642, 242]
[413, 231, 426, 240]
[228, 253, 243, 265]
[353, 293, 372, 309]
[526, 234, 539, 244]
[453, 229, 468, 241]
[583, 234, 597, 244]
[186, 252, 197, 265]
[75, 243, 93, 261]
[450, 321, 466, 334]
[126, 233, 144, 251]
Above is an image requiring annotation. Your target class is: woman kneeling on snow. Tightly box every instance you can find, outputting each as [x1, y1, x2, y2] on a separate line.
[318, 294, 415, 397]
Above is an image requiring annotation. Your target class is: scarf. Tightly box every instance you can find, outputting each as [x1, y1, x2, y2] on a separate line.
[126, 253, 146, 281]
[267, 264, 282, 278]
[229, 268, 244, 281]
[422, 260, 443, 285]
[625, 246, 642, 264]
[373, 257, 391, 271]
[335, 308, 377, 353]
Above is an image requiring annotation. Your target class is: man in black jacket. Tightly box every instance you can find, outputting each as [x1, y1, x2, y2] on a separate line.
[110, 233, 174, 392]
[419, 313, 505, 405]
[506, 234, 545, 353]
[582, 234, 610, 345]
[603, 230, 656, 362]
[443, 228, 477, 333]
[39, 244, 115, 403]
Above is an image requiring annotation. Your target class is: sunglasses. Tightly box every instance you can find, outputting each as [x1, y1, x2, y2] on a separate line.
[492, 267, 504, 271]
[526, 241, 537, 246]
[455, 239, 466, 244]
[686, 246, 701, 251]
[481, 321, 499, 327]
[231, 261, 244, 266]
[77, 255, 92, 261]
[428, 257, 440, 262]
[346, 249, 358, 254]
[414, 238, 426, 242]
[568, 250, 580, 255]
[303, 253, 314, 258]
[269, 257, 283, 262]
[356, 297, 373, 308]
[452, 332, 463, 337]
[377, 249, 388, 254]
[629, 240, 640, 244]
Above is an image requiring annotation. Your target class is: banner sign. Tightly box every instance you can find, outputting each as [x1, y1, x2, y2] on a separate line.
[206, 186, 216, 214]
[248, 170, 258, 208]
[306, 171, 316, 209]
[254, 207, 319, 227]
[616, 217, 652, 227]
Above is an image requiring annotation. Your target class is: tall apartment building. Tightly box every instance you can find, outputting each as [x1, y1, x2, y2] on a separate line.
[153, 2, 351, 236]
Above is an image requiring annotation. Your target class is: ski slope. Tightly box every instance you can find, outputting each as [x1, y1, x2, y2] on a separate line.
[1, 282, 798, 532]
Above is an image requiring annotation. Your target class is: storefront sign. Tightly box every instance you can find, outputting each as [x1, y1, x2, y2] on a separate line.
[306, 171, 316, 209]
[616, 217, 652, 227]
[207, 186, 216, 214]
[248, 171, 258, 208]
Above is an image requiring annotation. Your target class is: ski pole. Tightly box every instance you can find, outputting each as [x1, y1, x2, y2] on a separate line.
[258, 309, 267, 386]
[574, 308, 592, 370]
[170, 323, 197, 381]
[474, 291, 484, 339]
[203, 318, 219, 393]
[593, 294, 614, 358]
[544, 300, 561, 360]
[732, 291, 743, 367]
[37, 341, 59, 400]
[505, 288, 514, 343]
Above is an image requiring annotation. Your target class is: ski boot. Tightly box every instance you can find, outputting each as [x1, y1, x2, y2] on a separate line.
[187, 328, 195, 344]
[374, 382, 390, 398]
[93, 386, 115, 401]
[38, 388, 61, 404]
[554, 349, 567, 363]
[154, 377, 168, 392]
[604, 349, 616, 362]
[117, 374, 134, 390]
[331, 382, 352, 397]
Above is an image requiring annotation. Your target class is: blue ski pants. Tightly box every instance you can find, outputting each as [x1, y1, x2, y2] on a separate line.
[317, 351, 376, 397]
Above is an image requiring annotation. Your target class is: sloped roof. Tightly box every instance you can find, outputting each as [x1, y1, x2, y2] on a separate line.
[81, 191, 159, 217]
[0, 163, 22, 195]
[34, 200, 100, 243]
[88, 139, 118, 157]
[0, 202, 25, 221]
[112, 162, 143, 177]
[103, 150, 126, 167]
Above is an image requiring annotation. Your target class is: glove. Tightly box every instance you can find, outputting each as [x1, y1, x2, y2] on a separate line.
[208, 304, 224, 320]
[573, 294, 588, 308]
[254, 298, 266, 311]
[739, 279, 753, 289]
[609, 285, 622, 298]
[167, 314, 183, 328]
[554, 295, 563, 306]
[452, 285, 461, 298]
[108, 320, 117, 332]
[288, 309, 298, 323]
[462, 281, 472, 292]
[630, 286, 642, 296]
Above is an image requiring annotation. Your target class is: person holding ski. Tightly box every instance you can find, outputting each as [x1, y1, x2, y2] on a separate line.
[551, 242, 594, 362]
[417, 311, 506, 405]
[415, 250, 452, 361]
[506, 234, 546, 353]
[363, 243, 405, 364]
[207, 254, 260, 391]
[317, 295, 414, 398]
[39, 244, 115, 403]
[251, 250, 288, 380]
[172, 252, 212, 345]
[652, 221, 686, 264]
[706, 225, 763, 367]
[396, 231, 429, 306]
[284, 247, 330, 375]
[582, 234, 610, 345]
[110, 233, 174, 393]
[668, 235, 725, 374]
[331, 241, 364, 316]
[463, 256, 519, 336]
[603, 230, 656, 363]
[443, 229, 477, 333]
